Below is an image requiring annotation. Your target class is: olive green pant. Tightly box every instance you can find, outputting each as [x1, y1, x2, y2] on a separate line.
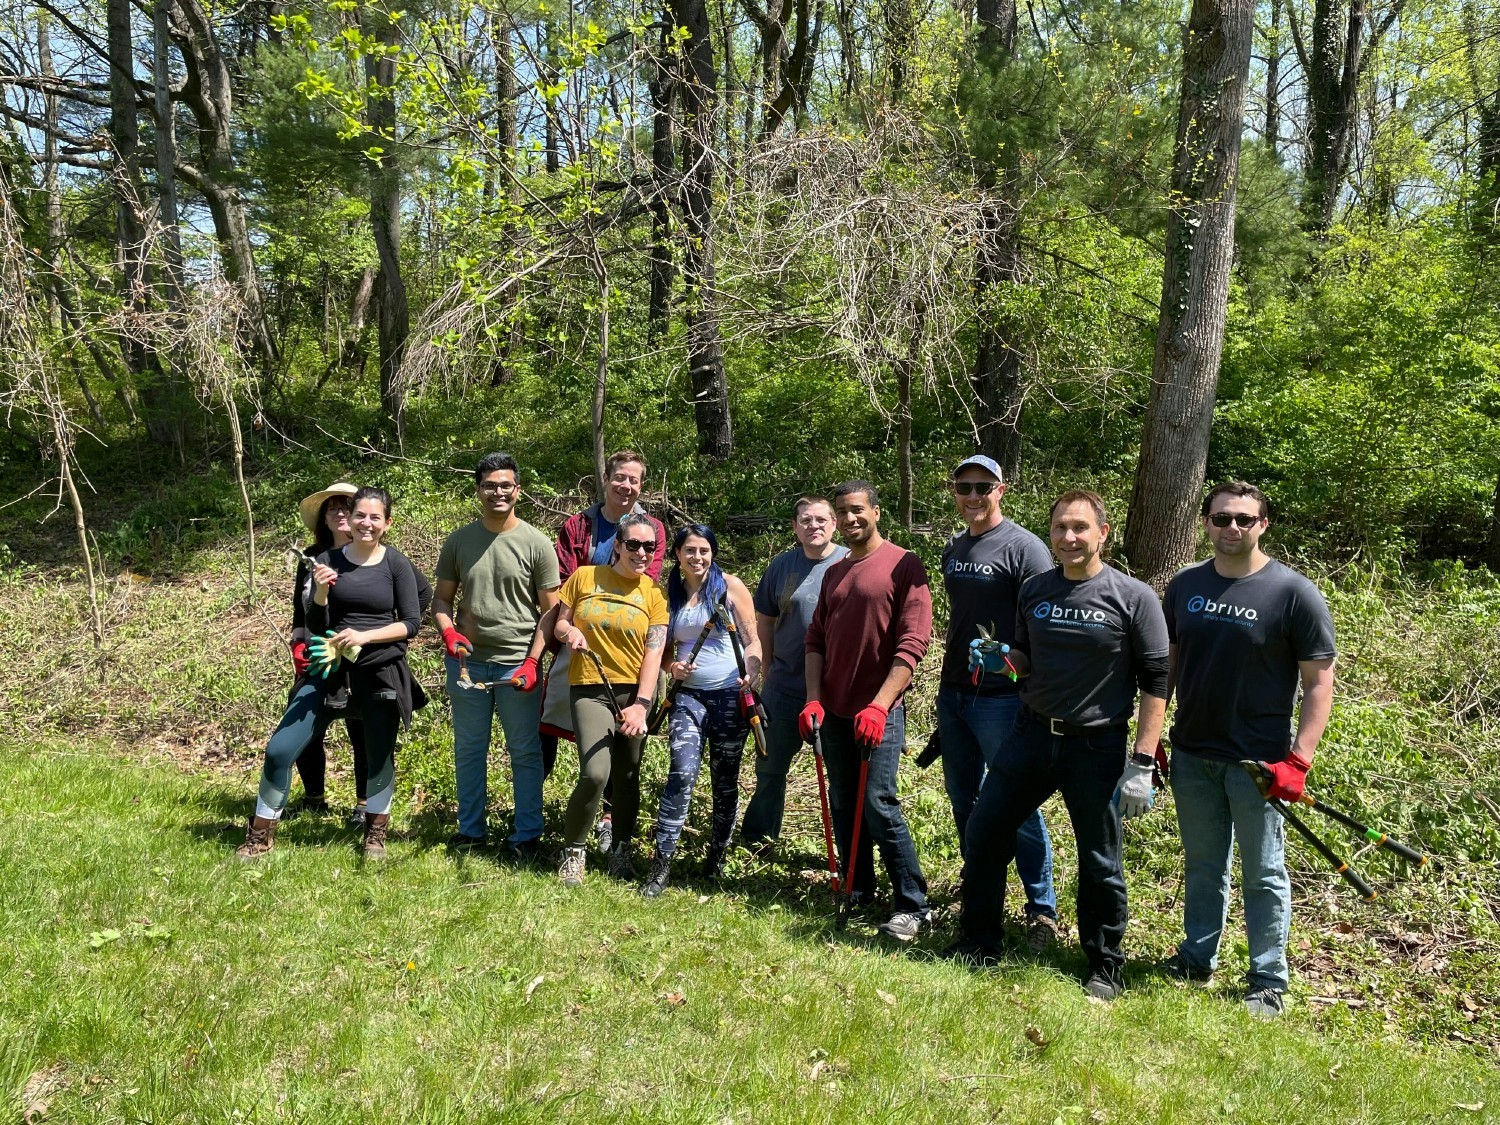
[564, 684, 644, 848]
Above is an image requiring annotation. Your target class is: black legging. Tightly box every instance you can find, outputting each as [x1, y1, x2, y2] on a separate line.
[294, 716, 369, 800]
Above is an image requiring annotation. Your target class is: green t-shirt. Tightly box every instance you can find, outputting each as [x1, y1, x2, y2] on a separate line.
[435, 519, 560, 665]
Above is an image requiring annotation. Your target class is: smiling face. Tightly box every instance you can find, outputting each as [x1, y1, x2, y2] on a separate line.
[605, 460, 644, 515]
[952, 467, 1005, 528]
[835, 490, 879, 547]
[476, 468, 519, 520]
[675, 534, 713, 582]
[1204, 494, 1268, 560]
[322, 497, 352, 541]
[793, 502, 835, 552]
[614, 521, 657, 577]
[349, 498, 390, 545]
[1049, 499, 1107, 576]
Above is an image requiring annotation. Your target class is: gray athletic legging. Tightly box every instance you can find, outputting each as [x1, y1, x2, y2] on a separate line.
[256, 677, 399, 819]
[563, 683, 643, 848]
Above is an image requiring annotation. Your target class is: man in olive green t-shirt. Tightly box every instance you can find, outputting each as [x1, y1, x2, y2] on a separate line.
[433, 453, 561, 853]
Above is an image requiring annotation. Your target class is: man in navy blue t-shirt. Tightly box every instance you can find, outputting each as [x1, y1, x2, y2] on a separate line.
[1162, 481, 1337, 1020]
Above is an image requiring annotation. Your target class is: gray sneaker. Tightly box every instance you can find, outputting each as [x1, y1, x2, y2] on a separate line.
[877, 911, 929, 943]
[1245, 987, 1285, 1019]
[558, 846, 586, 887]
[1083, 972, 1122, 1001]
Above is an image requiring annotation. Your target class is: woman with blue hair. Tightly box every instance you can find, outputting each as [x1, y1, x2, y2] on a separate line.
[642, 524, 761, 897]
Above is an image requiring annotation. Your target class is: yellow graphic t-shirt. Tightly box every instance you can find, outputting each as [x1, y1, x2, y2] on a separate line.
[560, 565, 669, 686]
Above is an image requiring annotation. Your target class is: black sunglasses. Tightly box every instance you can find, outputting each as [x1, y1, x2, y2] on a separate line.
[1208, 512, 1261, 528]
[621, 539, 656, 554]
[954, 481, 1000, 497]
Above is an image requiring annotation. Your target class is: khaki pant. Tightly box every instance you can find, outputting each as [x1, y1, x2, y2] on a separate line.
[563, 683, 643, 848]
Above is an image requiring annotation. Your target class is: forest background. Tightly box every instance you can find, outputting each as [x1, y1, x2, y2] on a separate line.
[1, 0, 1500, 1115]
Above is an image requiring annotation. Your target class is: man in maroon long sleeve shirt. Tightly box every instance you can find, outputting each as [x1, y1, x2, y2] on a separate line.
[800, 480, 933, 941]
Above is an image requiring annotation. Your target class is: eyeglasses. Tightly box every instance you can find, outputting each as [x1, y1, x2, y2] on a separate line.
[1208, 512, 1261, 528]
[622, 539, 655, 554]
[478, 482, 517, 494]
[953, 481, 1000, 497]
[796, 516, 831, 527]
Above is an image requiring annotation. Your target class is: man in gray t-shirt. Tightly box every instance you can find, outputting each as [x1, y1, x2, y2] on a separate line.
[951, 490, 1167, 1002]
[1162, 481, 1337, 1019]
[936, 455, 1058, 947]
[739, 496, 849, 844]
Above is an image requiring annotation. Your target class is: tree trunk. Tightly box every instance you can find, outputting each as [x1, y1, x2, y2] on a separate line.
[544, 22, 561, 174]
[884, 0, 914, 99]
[365, 8, 409, 444]
[39, 10, 62, 329]
[896, 301, 924, 530]
[1265, 0, 1282, 153]
[487, 16, 523, 385]
[1486, 466, 1500, 573]
[153, 0, 186, 305]
[670, 0, 734, 459]
[1122, 0, 1253, 590]
[648, 21, 677, 335]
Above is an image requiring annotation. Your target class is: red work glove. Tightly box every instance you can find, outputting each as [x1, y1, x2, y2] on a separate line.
[442, 626, 473, 658]
[798, 701, 825, 742]
[511, 656, 540, 692]
[1264, 755, 1310, 802]
[291, 642, 310, 677]
[853, 703, 889, 748]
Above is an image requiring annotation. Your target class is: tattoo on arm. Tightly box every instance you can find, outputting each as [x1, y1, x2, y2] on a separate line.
[645, 625, 668, 651]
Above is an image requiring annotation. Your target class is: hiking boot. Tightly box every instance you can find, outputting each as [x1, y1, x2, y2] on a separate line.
[939, 937, 999, 967]
[346, 804, 368, 830]
[595, 815, 614, 855]
[1160, 952, 1214, 985]
[363, 813, 390, 860]
[641, 851, 673, 898]
[1083, 971, 1123, 1001]
[607, 842, 635, 880]
[1025, 914, 1060, 954]
[702, 844, 727, 881]
[877, 911, 929, 943]
[559, 846, 587, 887]
[235, 815, 277, 861]
[1245, 986, 1285, 1019]
[447, 832, 487, 851]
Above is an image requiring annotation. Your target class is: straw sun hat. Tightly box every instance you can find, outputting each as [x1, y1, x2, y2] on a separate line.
[298, 483, 359, 531]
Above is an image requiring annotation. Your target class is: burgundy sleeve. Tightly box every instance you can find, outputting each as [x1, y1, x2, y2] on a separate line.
[891, 553, 932, 669]
[646, 515, 667, 580]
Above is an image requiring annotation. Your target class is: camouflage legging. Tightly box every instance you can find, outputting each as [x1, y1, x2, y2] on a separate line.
[652, 687, 749, 858]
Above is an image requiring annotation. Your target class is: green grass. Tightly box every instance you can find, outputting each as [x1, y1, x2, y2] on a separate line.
[1, 741, 1495, 1124]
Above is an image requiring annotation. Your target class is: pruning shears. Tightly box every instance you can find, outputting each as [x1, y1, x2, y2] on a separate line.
[453, 647, 502, 692]
[306, 631, 362, 679]
[970, 622, 1018, 685]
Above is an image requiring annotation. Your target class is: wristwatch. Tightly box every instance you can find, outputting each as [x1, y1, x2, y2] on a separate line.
[1130, 751, 1155, 768]
[634, 696, 653, 711]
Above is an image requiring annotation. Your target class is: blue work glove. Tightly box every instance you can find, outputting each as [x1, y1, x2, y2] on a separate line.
[967, 637, 1012, 683]
[1113, 756, 1155, 819]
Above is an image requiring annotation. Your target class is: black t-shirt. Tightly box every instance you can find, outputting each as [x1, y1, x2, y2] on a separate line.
[1164, 558, 1337, 764]
[1015, 565, 1170, 728]
[940, 520, 1054, 695]
[307, 546, 422, 668]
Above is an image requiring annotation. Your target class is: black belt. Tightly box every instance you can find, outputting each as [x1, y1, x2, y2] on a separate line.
[1023, 706, 1128, 738]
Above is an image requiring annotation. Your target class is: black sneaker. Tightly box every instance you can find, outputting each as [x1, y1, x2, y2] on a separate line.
[447, 832, 488, 851]
[1160, 952, 1214, 984]
[1245, 986, 1285, 1019]
[702, 845, 727, 881]
[508, 837, 544, 863]
[1083, 972, 1123, 1001]
[641, 852, 673, 898]
[877, 911, 929, 943]
[939, 938, 1000, 967]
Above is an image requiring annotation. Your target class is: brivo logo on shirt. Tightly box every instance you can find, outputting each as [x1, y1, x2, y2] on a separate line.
[1032, 601, 1108, 625]
[1186, 594, 1258, 622]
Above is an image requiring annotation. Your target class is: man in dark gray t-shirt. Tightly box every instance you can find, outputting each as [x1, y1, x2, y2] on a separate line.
[739, 496, 849, 844]
[1162, 481, 1337, 1020]
[937, 455, 1058, 947]
[949, 490, 1167, 1002]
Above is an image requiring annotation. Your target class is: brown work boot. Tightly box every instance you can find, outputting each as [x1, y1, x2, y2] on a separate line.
[235, 815, 277, 861]
[363, 813, 391, 860]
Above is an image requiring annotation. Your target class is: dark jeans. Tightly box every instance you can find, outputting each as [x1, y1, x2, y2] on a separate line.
[653, 686, 748, 857]
[820, 705, 928, 915]
[739, 683, 804, 843]
[962, 709, 1128, 981]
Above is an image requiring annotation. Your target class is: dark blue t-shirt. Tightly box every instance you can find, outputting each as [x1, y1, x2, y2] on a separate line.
[940, 519, 1053, 694]
[589, 515, 619, 567]
[1015, 565, 1169, 728]
[753, 544, 849, 695]
[1164, 558, 1336, 764]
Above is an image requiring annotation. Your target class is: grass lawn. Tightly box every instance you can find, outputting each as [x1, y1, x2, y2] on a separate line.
[2, 739, 1494, 1124]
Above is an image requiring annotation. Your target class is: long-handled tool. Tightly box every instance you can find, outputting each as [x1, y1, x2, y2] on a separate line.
[809, 715, 840, 894]
[578, 646, 626, 723]
[452, 645, 504, 692]
[648, 595, 725, 735]
[1240, 760, 1427, 869]
[716, 602, 769, 757]
[840, 739, 874, 930]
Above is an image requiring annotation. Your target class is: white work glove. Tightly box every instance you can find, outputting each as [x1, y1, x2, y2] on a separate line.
[1114, 756, 1155, 819]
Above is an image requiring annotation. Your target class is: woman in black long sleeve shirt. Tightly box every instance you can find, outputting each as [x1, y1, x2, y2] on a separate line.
[240, 487, 425, 859]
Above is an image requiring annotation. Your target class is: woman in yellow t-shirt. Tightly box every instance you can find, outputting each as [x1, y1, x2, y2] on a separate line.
[553, 512, 669, 885]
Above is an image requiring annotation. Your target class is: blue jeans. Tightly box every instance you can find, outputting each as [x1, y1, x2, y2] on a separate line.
[654, 687, 749, 856]
[820, 705, 928, 915]
[937, 687, 1057, 920]
[962, 710, 1128, 981]
[446, 655, 545, 844]
[739, 683, 804, 843]
[1170, 749, 1291, 991]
